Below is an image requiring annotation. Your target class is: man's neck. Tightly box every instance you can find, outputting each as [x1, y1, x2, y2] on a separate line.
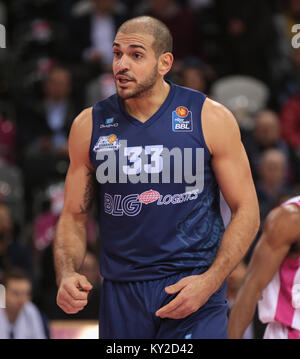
[5, 308, 19, 324]
[123, 80, 170, 123]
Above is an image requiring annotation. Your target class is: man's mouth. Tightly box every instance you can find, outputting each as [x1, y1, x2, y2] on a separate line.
[119, 79, 131, 84]
[116, 75, 134, 85]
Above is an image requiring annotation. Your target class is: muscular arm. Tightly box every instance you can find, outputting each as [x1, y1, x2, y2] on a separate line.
[156, 99, 260, 319]
[54, 107, 95, 286]
[228, 205, 300, 338]
[201, 99, 260, 292]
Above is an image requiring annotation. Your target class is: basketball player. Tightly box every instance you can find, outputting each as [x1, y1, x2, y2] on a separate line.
[54, 16, 260, 339]
[228, 196, 300, 339]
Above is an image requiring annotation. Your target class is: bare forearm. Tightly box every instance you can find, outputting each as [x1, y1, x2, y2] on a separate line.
[54, 214, 87, 286]
[205, 206, 259, 291]
[228, 280, 261, 338]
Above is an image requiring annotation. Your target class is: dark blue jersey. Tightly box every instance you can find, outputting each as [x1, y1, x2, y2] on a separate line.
[89, 81, 225, 281]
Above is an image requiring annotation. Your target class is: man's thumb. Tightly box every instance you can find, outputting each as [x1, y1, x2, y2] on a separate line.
[78, 276, 93, 291]
[165, 280, 185, 294]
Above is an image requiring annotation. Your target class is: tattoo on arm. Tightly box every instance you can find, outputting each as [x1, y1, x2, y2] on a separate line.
[79, 165, 96, 215]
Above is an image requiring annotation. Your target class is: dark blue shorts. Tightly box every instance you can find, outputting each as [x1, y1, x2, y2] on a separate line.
[99, 268, 228, 339]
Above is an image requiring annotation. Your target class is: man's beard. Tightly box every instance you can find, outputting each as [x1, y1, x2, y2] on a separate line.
[116, 64, 158, 100]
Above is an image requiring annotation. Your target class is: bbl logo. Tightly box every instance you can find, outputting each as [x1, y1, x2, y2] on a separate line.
[172, 106, 193, 132]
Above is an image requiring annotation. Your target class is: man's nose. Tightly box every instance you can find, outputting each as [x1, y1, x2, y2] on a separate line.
[117, 54, 130, 72]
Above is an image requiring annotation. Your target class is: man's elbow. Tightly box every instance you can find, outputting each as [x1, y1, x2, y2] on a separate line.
[246, 202, 260, 245]
[252, 200, 261, 235]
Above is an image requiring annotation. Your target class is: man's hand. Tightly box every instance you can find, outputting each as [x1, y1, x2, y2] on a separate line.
[57, 273, 93, 314]
[155, 274, 216, 319]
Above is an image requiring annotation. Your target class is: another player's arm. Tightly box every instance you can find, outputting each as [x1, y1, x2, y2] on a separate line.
[54, 107, 95, 314]
[156, 99, 260, 320]
[228, 205, 300, 338]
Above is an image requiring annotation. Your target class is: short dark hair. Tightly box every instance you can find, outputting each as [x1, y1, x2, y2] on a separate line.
[117, 16, 173, 58]
[0, 268, 31, 287]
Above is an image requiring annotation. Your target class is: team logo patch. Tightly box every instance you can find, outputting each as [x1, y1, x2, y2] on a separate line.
[93, 134, 120, 152]
[138, 189, 160, 204]
[172, 106, 193, 132]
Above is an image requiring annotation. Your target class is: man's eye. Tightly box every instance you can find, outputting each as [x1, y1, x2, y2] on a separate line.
[134, 53, 142, 59]
[113, 51, 121, 57]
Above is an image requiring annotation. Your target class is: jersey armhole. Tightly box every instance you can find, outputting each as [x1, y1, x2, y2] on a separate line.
[88, 104, 97, 167]
[199, 96, 212, 157]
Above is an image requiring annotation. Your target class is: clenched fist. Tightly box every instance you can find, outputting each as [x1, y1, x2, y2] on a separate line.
[57, 273, 93, 314]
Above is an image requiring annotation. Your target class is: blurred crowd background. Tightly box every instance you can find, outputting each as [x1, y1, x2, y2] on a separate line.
[0, 0, 300, 339]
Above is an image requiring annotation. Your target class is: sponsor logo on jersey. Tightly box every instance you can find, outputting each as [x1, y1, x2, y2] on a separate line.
[93, 134, 120, 152]
[172, 106, 193, 132]
[100, 117, 119, 128]
[138, 190, 160, 204]
[104, 189, 199, 216]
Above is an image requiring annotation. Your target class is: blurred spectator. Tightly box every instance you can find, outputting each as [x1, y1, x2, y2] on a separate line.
[276, 47, 300, 106]
[280, 94, 300, 149]
[0, 203, 34, 281]
[69, 0, 127, 68]
[0, 118, 17, 166]
[255, 149, 292, 221]
[280, 93, 300, 182]
[192, 0, 220, 67]
[33, 208, 58, 255]
[33, 181, 98, 255]
[180, 61, 209, 93]
[142, 0, 200, 63]
[85, 72, 116, 107]
[22, 66, 76, 156]
[214, 0, 280, 87]
[243, 110, 290, 182]
[0, 165, 25, 227]
[0, 268, 49, 339]
[19, 66, 78, 213]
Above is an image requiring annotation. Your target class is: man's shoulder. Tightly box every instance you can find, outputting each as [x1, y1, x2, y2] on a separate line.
[267, 203, 300, 224]
[69, 108, 93, 157]
[201, 97, 241, 154]
[72, 107, 93, 130]
[202, 98, 235, 123]
[264, 204, 300, 245]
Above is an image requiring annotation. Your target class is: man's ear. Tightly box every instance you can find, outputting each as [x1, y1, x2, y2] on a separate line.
[158, 52, 174, 76]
